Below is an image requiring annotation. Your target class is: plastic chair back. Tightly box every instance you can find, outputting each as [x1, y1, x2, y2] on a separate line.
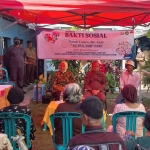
[101, 115, 105, 130]
[112, 111, 146, 139]
[0, 112, 31, 150]
[50, 112, 85, 150]
[0, 68, 9, 82]
[135, 144, 150, 150]
[0, 68, 16, 87]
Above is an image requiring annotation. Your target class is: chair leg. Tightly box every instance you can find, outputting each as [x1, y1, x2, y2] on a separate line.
[104, 100, 112, 116]
[43, 123, 47, 131]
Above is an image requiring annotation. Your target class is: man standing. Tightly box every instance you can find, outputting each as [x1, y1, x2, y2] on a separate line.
[67, 96, 127, 150]
[116, 60, 140, 103]
[143, 45, 150, 65]
[25, 41, 35, 85]
[84, 61, 106, 102]
[136, 48, 145, 72]
[6, 37, 26, 93]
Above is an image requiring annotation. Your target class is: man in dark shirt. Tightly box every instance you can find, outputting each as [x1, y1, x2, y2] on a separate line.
[67, 96, 127, 150]
[6, 37, 26, 93]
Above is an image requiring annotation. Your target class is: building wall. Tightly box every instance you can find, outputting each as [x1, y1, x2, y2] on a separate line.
[0, 18, 36, 55]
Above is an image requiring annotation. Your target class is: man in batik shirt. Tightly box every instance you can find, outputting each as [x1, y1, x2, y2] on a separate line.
[52, 61, 75, 100]
[84, 61, 106, 102]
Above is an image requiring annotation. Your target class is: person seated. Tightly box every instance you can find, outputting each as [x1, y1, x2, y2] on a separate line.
[54, 83, 83, 144]
[84, 61, 106, 102]
[116, 60, 140, 104]
[0, 87, 36, 150]
[67, 96, 127, 150]
[52, 61, 75, 100]
[124, 109, 150, 150]
[107, 84, 145, 138]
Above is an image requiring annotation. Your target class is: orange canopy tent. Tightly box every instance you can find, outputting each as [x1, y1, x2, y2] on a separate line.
[0, 0, 150, 29]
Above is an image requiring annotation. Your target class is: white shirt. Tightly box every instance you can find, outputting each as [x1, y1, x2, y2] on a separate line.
[120, 70, 140, 90]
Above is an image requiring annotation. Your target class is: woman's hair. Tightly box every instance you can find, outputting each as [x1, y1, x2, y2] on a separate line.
[122, 84, 137, 103]
[7, 87, 24, 104]
[144, 109, 150, 132]
[63, 83, 83, 103]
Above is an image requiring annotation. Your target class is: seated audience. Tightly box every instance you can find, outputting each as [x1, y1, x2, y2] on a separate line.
[54, 83, 83, 144]
[52, 61, 75, 100]
[107, 84, 145, 138]
[84, 61, 106, 102]
[67, 96, 127, 150]
[124, 109, 150, 150]
[0, 87, 36, 150]
[116, 60, 140, 104]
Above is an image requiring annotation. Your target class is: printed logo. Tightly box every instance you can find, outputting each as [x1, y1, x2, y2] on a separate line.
[45, 32, 59, 44]
[125, 31, 129, 35]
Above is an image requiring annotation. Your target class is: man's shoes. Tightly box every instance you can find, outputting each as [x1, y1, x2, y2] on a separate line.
[23, 84, 27, 87]
[23, 91, 26, 94]
[25, 82, 30, 85]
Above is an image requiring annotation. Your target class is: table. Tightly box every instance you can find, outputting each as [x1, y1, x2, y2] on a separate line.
[41, 101, 63, 134]
[41, 101, 106, 135]
[0, 85, 12, 110]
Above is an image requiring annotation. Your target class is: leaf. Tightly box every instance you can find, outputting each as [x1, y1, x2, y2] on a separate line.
[146, 30, 150, 39]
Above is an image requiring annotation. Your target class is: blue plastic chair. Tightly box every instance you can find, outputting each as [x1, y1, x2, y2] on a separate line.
[0, 68, 9, 82]
[50, 112, 85, 150]
[112, 111, 146, 140]
[0, 68, 16, 87]
[43, 113, 105, 131]
[0, 112, 31, 150]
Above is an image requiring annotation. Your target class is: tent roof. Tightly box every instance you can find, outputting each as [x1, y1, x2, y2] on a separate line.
[1, 0, 150, 29]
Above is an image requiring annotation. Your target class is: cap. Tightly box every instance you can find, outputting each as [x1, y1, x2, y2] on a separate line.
[7, 87, 24, 104]
[75, 96, 103, 119]
[73, 145, 94, 150]
[13, 36, 20, 41]
[125, 60, 135, 67]
[144, 109, 150, 132]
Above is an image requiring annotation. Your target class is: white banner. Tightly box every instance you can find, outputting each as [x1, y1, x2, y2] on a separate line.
[37, 29, 134, 60]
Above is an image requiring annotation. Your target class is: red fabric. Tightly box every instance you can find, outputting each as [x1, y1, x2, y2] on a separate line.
[0, 0, 150, 28]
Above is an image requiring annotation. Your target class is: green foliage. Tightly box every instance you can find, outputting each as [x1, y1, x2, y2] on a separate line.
[141, 62, 150, 88]
[70, 26, 93, 31]
[146, 30, 150, 39]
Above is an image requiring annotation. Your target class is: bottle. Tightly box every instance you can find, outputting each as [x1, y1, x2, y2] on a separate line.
[59, 92, 63, 102]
